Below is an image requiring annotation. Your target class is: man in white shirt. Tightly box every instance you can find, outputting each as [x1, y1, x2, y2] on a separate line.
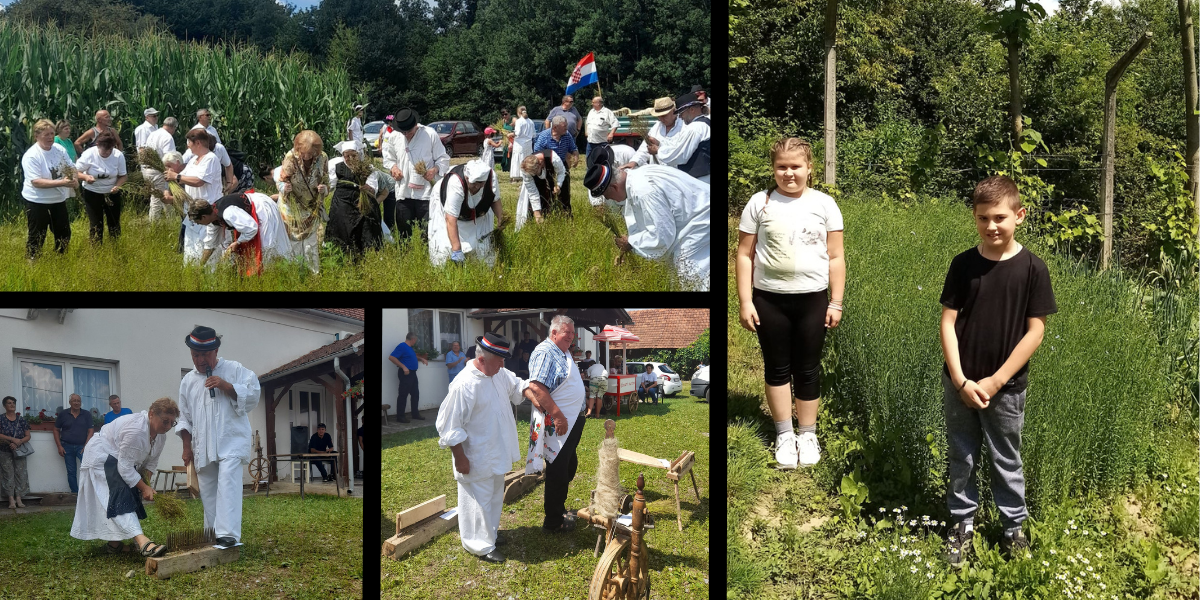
[653, 91, 710, 184]
[134, 108, 159, 150]
[624, 97, 683, 169]
[382, 108, 451, 242]
[176, 326, 261, 547]
[637, 364, 660, 405]
[428, 159, 502, 266]
[584, 96, 619, 170]
[585, 163, 710, 291]
[435, 333, 526, 563]
[347, 104, 366, 145]
[191, 108, 221, 146]
[144, 118, 179, 222]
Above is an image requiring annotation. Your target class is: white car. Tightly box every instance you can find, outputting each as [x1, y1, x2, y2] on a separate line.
[690, 365, 710, 402]
[625, 362, 682, 396]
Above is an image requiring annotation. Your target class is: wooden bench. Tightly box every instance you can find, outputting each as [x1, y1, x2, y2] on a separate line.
[617, 449, 701, 531]
[382, 404, 392, 425]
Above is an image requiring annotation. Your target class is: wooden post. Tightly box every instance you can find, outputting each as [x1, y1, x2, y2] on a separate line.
[145, 546, 240, 579]
[1101, 32, 1153, 270]
[1179, 0, 1200, 222]
[1008, 0, 1024, 144]
[265, 384, 276, 483]
[823, 0, 838, 186]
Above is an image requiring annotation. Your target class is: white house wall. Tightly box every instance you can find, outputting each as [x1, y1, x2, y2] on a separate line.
[0, 309, 362, 494]
[382, 309, 603, 418]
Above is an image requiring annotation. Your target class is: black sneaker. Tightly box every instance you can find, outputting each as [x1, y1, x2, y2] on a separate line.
[1000, 528, 1029, 558]
[945, 521, 974, 567]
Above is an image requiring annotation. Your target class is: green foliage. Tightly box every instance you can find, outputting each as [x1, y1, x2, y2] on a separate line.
[641, 329, 710, 380]
[1142, 151, 1200, 279]
[3, 0, 165, 38]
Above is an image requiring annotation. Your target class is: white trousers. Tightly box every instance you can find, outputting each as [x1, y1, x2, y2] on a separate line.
[197, 456, 245, 542]
[457, 473, 505, 556]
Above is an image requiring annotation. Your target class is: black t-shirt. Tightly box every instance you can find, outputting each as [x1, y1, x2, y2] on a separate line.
[519, 340, 537, 361]
[940, 246, 1057, 393]
[309, 432, 333, 453]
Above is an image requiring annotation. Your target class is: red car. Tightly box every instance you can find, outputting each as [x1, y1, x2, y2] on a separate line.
[429, 121, 485, 157]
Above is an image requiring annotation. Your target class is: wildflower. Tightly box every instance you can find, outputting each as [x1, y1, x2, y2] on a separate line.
[1064, 529, 1070, 535]
[927, 572, 934, 579]
[879, 547, 886, 552]
[909, 519, 917, 526]
[1070, 524, 1077, 530]
[879, 507, 886, 513]
[910, 566, 918, 574]
[939, 521, 946, 527]
[1043, 561, 1050, 567]
[893, 508, 902, 514]
[1026, 551, 1032, 559]
[1068, 520, 1074, 525]
[1100, 531, 1107, 537]
[1096, 552, 1102, 559]
[1050, 549, 1057, 555]
[891, 545, 897, 551]
[1082, 530, 1088, 535]
[901, 505, 908, 512]
[913, 549, 921, 557]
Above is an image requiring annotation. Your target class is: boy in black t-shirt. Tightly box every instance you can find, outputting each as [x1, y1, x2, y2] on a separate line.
[939, 175, 1057, 567]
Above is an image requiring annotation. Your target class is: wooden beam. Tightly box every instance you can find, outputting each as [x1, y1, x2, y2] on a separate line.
[398, 495, 447, 531]
[271, 383, 293, 410]
[1101, 31, 1153, 270]
[145, 546, 240, 579]
[267, 387, 278, 483]
[503, 470, 543, 504]
[384, 510, 459, 560]
[618, 448, 672, 470]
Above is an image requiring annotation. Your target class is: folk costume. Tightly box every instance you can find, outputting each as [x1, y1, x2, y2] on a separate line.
[202, 192, 293, 275]
[523, 336, 587, 531]
[326, 152, 384, 258]
[381, 109, 451, 241]
[279, 148, 329, 274]
[70, 411, 166, 542]
[428, 159, 501, 266]
[175, 327, 261, 545]
[435, 334, 524, 561]
[509, 116, 535, 180]
[653, 92, 711, 184]
[514, 149, 565, 232]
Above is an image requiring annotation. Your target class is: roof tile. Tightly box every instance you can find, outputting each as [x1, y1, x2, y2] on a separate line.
[261, 331, 366, 379]
[619, 309, 709, 349]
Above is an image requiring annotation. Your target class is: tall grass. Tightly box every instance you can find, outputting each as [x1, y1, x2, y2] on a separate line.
[0, 167, 677, 290]
[0, 20, 353, 214]
[727, 420, 770, 597]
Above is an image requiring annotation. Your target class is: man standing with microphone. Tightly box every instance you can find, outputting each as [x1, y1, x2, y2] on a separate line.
[176, 326, 261, 547]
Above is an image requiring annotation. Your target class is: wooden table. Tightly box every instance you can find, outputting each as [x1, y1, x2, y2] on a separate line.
[268, 452, 341, 499]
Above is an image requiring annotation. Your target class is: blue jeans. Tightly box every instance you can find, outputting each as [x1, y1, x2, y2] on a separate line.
[62, 443, 85, 494]
[638, 386, 659, 403]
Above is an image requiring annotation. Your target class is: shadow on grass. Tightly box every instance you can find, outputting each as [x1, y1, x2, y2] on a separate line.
[383, 426, 439, 451]
[500, 524, 707, 572]
[728, 391, 772, 437]
[381, 509, 393, 546]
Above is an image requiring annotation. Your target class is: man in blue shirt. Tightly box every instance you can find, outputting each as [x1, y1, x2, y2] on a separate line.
[389, 333, 429, 423]
[533, 116, 580, 217]
[53, 393, 94, 494]
[103, 394, 132, 427]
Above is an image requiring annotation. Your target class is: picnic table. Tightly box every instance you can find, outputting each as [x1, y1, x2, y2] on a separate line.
[268, 452, 341, 499]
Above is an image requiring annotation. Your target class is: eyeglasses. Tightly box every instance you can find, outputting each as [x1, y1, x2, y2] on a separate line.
[159, 417, 178, 428]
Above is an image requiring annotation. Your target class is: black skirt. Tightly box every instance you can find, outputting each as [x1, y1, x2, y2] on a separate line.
[104, 455, 146, 520]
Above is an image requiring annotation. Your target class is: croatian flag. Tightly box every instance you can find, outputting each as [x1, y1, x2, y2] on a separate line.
[565, 53, 598, 95]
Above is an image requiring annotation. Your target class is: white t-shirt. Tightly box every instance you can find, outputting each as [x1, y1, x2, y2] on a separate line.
[348, 116, 363, 143]
[181, 152, 223, 204]
[738, 188, 844, 293]
[183, 143, 231, 168]
[191, 123, 221, 145]
[75, 147, 128, 194]
[134, 121, 158, 148]
[145, 128, 176, 158]
[586, 107, 619, 144]
[586, 363, 607, 379]
[21, 143, 72, 204]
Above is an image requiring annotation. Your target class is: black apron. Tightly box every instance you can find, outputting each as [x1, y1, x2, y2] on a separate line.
[104, 455, 147, 520]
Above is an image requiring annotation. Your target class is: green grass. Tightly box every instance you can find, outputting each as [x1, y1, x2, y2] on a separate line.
[381, 387, 709, 599]
[0, 493, 362, 599]
[726, 193, 1199, 598]
[0, 161, 676, 290]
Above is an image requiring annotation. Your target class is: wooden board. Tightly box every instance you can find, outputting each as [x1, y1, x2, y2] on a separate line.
[666, 452, 695, 481]
[503, 470, 543, 504]
[618, 448, 671, 470]
[397, 495, 446, 532]
[145, 545, 240, 579]
[383, 510, 459, 560]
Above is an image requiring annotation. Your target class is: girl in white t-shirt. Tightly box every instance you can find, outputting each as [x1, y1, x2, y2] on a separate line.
[735, 138, 846, 471]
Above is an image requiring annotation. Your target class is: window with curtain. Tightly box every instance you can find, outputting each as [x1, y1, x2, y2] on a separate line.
[408, 309, 434, 353]
[19, 357, 114, 419]
[20, 362, 62, 417]
[438, 311, 463, 355]
[73, 367, 111, 417]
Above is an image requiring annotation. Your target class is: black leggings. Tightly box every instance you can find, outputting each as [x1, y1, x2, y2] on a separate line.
[753, 287, 828, 400]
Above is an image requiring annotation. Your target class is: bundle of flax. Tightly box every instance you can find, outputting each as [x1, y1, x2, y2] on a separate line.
[153, 490, 187, 523]
[593, 424, 623, 519]
[167, 181, 196, 215]
[138, 147, 165, 173]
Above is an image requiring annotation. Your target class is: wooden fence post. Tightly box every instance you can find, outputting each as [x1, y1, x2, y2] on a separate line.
[823, 0, 838, 186]
[1100, 32, 1152, 270]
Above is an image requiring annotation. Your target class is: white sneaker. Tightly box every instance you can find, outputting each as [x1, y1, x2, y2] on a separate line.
[796, 432, 821, 467]
[775, 432, 798, 470]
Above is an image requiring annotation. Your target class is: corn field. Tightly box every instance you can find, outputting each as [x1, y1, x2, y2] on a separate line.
[0, 21, 354, 216]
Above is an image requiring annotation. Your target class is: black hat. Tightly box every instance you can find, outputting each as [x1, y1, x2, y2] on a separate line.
[690, 84, 705, 94]
[584, 163, 615, 198]
[475, 332, 513, 358]
[674, 91, 702, 113]
[590, 145, 616, 169]
[394, 108, 419, 132]
[185, 326, 221, 351]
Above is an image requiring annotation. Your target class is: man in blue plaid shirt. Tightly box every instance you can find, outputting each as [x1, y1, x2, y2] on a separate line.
[522, 314, 586, 532]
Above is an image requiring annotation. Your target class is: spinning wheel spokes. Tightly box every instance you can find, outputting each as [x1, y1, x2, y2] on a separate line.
[589, 538, 631, 600]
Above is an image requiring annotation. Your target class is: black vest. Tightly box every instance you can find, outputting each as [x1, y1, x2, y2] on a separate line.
[679, 115, 710, 179]
[213, 193, 254, 228]
[439, 164, 496, 220]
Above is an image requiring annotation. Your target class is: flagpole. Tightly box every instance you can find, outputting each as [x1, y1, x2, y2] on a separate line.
[594, 52, 602, 100]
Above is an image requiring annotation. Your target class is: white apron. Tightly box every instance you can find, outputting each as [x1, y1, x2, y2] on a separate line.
[510, 139, 533, 180]
[524, 359, 586, 474]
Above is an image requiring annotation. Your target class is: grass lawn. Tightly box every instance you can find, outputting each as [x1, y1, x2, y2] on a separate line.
[0, 493, 362, 599]
[0, 159, 677, 291]
[381, 384, 710, 599]
[726, 194, 1200, 599]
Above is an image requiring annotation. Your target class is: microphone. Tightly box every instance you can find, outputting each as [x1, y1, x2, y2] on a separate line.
[206, 366, 215, 398]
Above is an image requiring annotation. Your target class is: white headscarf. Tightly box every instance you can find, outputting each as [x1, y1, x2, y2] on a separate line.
[464, 159, 491, 183]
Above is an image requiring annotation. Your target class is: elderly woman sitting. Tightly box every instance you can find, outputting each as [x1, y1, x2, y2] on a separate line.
[70, 397, 179, 557]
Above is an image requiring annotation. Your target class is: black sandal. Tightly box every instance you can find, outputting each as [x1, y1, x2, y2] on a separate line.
[104, 541, 127, 554]
[139, 540, 167, 557]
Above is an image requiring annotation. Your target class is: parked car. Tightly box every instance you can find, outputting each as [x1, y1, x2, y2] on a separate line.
[625, 362, 682, 396]
[428, 121, 484, 157]
[689, 365, 709, 402]
[363, 120, 386, 156]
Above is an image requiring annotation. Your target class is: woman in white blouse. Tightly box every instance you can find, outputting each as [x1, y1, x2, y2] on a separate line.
[20, 119, 77, 259]
[75, 130, 128, 243]
[70, 398, 178, 557]
[165, 129, 223, 265]
[509, 106, 535, 183]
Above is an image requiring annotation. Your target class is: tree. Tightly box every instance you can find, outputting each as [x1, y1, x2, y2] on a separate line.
[983, 0, 1047, 143]
[2, 0, 164, 38]
[326, 21, 361, 77]
[1179, 0, 1200, 217]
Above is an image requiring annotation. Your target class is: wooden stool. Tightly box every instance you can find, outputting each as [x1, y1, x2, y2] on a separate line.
[153, 466, 187, 493]
[382, 404, 392, 425]
[618, 449, 701, 531]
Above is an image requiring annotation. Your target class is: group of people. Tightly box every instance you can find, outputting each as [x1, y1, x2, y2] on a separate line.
[20, 84, 710, 288]
[736, 136, 1058, 566]
[434, 316, 591, 563]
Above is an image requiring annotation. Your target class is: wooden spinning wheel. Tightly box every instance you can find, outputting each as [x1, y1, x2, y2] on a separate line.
[248, 430, 268, 493]
[581, 473, 651, 600]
